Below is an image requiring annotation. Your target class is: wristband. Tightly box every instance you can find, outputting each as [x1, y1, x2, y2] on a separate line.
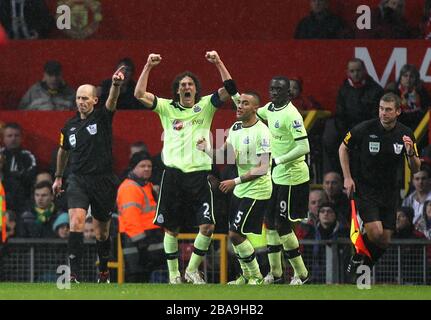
[113, 83, 120, 87]
[234, 177, 242, 185]
[223, 79, 238, 96]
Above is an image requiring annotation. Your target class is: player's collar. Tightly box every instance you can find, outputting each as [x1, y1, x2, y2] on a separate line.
[270, 101, 289, 111]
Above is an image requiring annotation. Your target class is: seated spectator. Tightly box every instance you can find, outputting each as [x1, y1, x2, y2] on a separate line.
[306, 189, 325, 226]
[402, 169, 431, 225]
[98, 58, 141, 110]
[84, 216, 95, 241]
[0, 0, 54, 39]
[294, 0, 350, 39]
[297, 203, 349, 282]
[416, 200, 431, 240]
[52, 212, 70, 239]
[355, 0, 414, 39]
[394, 207, 426, 239]
[17, 181, 58, 238]
[0, 123, 37, 213]
[385, 64, 431, 130]
[117, 151, 164, 282]
[322, 58, 383, 174]
[289, 78, 322, 117]
[18, 60, 75, 110]
[322, 172, 350, 226]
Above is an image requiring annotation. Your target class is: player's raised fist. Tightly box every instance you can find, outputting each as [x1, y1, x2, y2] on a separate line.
[147, 54, 162, 67]
[205, 51, 220, 64]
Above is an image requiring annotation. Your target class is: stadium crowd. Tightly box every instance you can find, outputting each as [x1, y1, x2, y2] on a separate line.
[1, 0, 431, 284]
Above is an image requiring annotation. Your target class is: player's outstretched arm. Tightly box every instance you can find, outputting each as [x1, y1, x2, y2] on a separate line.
[272, 138, 310, 167]
[134, 53, 162, 108]
[105, 65, 125, 111]
[206, 50, 237, 103]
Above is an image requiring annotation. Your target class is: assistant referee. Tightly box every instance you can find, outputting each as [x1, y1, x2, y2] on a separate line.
[52, 66, 125, 283]
[339, 92, 421, 279]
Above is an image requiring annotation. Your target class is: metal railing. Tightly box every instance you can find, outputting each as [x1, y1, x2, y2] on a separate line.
[1, 237, 429, 284]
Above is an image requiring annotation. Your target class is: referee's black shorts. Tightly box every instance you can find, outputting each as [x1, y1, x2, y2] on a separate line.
[354, 190, 398, 231]
[265, 181, 309, 228]
[154, 167, 214, 231]
[67, 173, 119, 222]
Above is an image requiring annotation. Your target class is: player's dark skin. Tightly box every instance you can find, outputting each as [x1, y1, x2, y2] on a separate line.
[269, 79, 290, 108]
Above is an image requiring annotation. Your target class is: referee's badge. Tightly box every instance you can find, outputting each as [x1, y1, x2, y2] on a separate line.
[69, 134, 76, 147]
[86, 124, 97, 135]
[393, 143, 404, 155]
[369, 141, 380, 154]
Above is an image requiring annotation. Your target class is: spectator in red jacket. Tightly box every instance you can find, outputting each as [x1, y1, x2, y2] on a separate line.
[385, 64, 431, 130]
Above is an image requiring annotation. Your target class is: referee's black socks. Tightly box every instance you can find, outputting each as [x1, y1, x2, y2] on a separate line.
[96, 237, 111, 273]
[362, 234, 386, 266]
[68, 232, 84, 277]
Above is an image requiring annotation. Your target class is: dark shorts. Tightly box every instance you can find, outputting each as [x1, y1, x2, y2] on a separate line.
[354, 191, 398, 231]
[265, 181, 309, 227]
[229, 195, 268, 235]
[66, 173, 119, 222]
[154, 167, 214, 231]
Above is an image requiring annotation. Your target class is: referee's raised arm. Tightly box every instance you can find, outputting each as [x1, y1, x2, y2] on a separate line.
[134, 53, 162, 108]
[105, 65, 126, 111]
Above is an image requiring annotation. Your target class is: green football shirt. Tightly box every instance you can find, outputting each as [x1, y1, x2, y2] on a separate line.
[153, 94, 217, 172]
[226, 120, 272, 200]
[257, 101, 309, 185]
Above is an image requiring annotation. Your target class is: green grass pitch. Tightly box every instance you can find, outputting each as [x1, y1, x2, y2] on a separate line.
[0, 283, 431, 300]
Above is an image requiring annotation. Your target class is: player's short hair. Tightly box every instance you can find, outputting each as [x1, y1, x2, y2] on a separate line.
[243, 91, 261, 106]
[271, 76, 290, 89]
[380, 92, 401, 110]
[172, 71, 201, 103]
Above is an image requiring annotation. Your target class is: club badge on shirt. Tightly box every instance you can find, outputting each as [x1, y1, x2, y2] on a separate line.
[369, 141, 380, 155]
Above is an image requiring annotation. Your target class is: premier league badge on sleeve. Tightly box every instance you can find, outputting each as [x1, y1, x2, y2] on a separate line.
[369, 142, 380, 155]
[393, 143, 404, 155]
[69, 134, 76, 147]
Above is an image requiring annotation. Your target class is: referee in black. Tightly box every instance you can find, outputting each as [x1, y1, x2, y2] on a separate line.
[339, 92, 421, 279]
[52, 66, 125, 283]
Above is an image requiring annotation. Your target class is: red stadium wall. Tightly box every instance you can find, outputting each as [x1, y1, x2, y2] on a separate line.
[45, 0, 425, 40]
[1, 40, 431, 111]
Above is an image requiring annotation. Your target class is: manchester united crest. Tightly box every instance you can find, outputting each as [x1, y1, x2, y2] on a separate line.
[57, 0, 102, 39]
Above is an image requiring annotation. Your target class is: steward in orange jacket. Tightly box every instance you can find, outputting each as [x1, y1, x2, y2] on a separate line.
[117, 151, 164, 282]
